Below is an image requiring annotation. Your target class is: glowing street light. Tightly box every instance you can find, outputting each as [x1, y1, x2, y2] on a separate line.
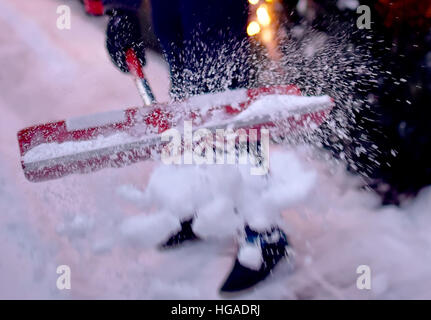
[247, 21, 261, 36]
[256, 5, 271, 27]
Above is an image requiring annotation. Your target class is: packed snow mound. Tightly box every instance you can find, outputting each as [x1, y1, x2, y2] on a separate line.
[120, 212, 181, 248]
[186, 88, 248, 113]
[23, 145, 430, 300]
[193, 197, 242, 239]
[122, 149, 316, 241]
[238, 243, 263, 271]
[234, 94, 332, 122]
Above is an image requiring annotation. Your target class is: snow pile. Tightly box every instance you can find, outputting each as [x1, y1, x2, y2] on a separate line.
[22, 132, 140, 163]
[6, 136, 431, 299]
[238, 243, 263, 271]
[120, 212, 181, 248]
[234, 94, 332, 122]
[95, 147, 431, 299]
[66, 110, 127, 131]
[186, 88, 248, 113]
[193, 197, 242, 239]
[116, 149, 316, 246]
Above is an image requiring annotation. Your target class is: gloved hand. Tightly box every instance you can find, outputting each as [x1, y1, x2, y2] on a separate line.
[106, 9, 146, 73]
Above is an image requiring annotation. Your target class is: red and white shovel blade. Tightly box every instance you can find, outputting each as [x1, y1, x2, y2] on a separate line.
[17, 85, 333, 182]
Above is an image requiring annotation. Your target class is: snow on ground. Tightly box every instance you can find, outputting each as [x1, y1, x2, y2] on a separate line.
[0, 0, 430, 299]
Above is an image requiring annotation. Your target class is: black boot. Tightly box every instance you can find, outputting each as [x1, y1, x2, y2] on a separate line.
[159, 218, 200, 249]
[220, 225, 291, 293]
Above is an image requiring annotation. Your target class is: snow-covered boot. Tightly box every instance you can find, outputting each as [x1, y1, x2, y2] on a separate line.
[159, 218, 200, 249]
[220, 225, 291, 293]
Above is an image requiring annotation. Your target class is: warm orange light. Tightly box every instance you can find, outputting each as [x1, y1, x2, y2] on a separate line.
[248, 0, 259, 4]
[247, 21, 261, 36]
[256, 5, 271, 27]
[261, 28, 272, 43]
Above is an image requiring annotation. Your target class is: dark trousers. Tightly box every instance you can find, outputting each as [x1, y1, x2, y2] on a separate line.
[150, 0, 251, 98]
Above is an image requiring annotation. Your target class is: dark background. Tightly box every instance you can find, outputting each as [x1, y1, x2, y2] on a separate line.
[280, 0, 431, 205]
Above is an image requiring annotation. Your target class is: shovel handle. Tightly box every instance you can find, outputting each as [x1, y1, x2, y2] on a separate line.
[125, 48, 156, 106]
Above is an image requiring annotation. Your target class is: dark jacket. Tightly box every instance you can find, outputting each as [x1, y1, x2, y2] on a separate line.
[102, 0, 141, 11]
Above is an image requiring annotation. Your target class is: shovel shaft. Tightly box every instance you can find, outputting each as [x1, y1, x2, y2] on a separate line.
[125, 48, 156, 106]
